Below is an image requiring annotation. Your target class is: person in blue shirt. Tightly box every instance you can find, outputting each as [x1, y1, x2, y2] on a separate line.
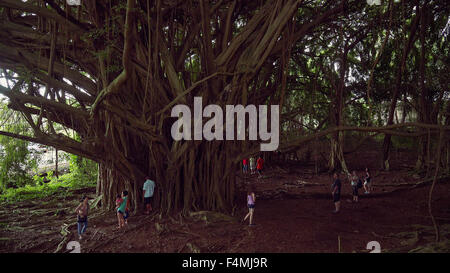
[143, 176, 156, 215]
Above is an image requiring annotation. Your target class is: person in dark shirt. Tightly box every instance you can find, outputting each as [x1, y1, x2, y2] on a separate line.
[331, 173, 341, 213]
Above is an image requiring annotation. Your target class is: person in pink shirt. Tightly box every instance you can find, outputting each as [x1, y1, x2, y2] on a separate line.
[242, 186, 256, 226]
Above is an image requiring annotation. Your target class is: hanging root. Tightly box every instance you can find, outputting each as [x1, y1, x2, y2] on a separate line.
[428, 128, 444, 242]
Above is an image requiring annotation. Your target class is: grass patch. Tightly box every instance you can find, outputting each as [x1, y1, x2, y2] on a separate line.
[0, 172, 96, 203]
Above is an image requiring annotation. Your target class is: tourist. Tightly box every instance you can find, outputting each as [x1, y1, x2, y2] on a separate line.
[363, 167, 372, 194]
[243, 186, 256, 226]
[348, 171, 359, 203]
[116, 190, 128, 229]
[115, 194, 122, 210]
[75, 195, 89, 240]
[249, 157, 256, 174]
[256, 155, 264, 178]
[143, 176, 156, 215]
[331, 173, 341, 213]
[243, 158, 249, 174]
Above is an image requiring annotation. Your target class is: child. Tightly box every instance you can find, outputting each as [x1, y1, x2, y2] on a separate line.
[115, 194, 122, 209]
[331, 173, 341, 213]
[256, 155, 264, 178]
[249, 157, 256, 174]
[348, 171, 359, 203]
[243, 186, 256, 226]
[363, 167, 372, 194]
[116, 190, 128, 229]
[75, 196, 89, 240]
[242, 158, 249, 174]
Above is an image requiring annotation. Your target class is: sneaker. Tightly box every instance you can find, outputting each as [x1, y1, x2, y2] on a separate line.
[79, 235, 82, 240]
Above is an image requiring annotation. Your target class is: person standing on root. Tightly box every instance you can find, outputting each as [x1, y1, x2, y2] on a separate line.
[348, 171, 359, 203]
[331, 173, 341, 213]
[249, 156, 256, 175]
[143, 176, 155, 215]
[75, 196, 89, 240]
[243, 186, 256, 226]
[116, 191, 128, 229]
[256, 155, 264, 178]
[363, 167, 372, 194]
[242, 158, 249, 174]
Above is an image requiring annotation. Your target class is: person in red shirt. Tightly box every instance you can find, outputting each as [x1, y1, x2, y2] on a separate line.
[242, 158, 249, 174]
[256, 155, 264, 178]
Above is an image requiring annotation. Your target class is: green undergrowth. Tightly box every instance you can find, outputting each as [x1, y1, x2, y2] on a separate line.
[0, 171, 96, 203]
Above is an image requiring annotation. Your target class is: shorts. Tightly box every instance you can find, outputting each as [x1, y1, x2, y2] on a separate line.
[257, 169, 262, 174]
[248, 204, 255, 209]
[352, 186, 358, 196]
[333, 194, 340, 203]
[144, 197, 152, 205]
[77, 215, 87, 223]
[118, 210, 129, 219]
[243, 165, 248, 171]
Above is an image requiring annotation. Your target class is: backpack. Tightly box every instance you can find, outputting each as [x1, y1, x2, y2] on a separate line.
[357, 178, 363, 189]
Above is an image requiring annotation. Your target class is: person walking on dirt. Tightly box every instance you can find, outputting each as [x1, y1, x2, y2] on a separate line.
[115, 193, 129, 225]
[348, 171, 359, 203]
[75, 195, 89, 240]
[243, 186, 256, 226]
[116, 190, 128, 229]
[143, 177, 155, 215]
[256, 155, 264, 178]
[363, 167, 372, 194]
[243, 158, 249, 174]
[249, 157, 256, 174]
[115, 194, 122, 210]
[331, 173, 341, 213]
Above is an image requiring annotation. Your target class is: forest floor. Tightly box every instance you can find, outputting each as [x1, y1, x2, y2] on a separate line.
[1, 148, 450, 253]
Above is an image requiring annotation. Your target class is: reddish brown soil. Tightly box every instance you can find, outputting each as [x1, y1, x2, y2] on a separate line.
[1, 148, 449, 253]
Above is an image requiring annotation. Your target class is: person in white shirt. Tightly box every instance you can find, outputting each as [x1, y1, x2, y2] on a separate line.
[143, 176, 155, 215]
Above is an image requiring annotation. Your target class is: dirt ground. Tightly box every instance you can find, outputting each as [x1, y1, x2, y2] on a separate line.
[1, 148, 449, 253]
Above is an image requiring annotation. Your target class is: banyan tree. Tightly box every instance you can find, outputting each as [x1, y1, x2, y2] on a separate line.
[0, 0, 449, 214]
